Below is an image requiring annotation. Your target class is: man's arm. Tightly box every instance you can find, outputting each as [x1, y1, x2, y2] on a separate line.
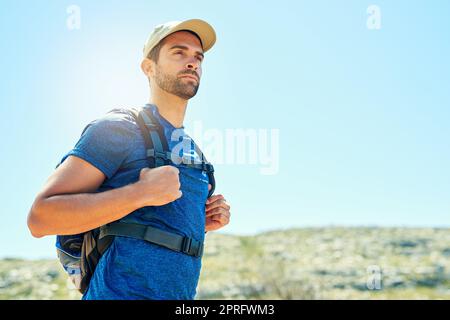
[27, 155, 181, 238]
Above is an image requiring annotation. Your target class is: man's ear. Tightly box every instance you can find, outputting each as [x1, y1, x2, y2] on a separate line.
[141, 58, 154, 78]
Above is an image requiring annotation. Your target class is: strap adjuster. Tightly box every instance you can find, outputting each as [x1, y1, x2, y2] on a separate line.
[203, 163, 214, 173]
[147, 149, 169, 159]
[181, 236, 203, 258]
[182, 237, 192, 254]
[147, 149, 171, 165]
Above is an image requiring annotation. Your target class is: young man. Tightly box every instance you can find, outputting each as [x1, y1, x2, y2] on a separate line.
[27, 19, 231, 300]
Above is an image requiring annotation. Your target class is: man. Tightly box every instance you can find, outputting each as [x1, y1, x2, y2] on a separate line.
[27, 19, 231, 300]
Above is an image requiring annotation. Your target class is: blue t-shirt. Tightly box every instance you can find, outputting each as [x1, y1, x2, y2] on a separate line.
[58, 104, 210, 300]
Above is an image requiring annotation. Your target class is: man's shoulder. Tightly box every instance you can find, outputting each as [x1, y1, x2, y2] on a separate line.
[83, 107, 140, 134]
[101, 107, 139, 125]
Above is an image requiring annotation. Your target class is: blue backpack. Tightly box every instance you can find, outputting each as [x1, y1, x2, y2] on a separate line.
[55, 106, 215, 293]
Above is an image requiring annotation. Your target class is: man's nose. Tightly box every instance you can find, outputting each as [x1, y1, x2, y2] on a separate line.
[186, 57, 200, 71]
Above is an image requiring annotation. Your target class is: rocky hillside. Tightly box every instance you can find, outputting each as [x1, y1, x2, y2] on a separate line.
[1, 227, 449, 299]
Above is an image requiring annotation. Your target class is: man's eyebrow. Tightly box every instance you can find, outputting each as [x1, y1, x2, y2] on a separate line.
[169, 45, 204, 58]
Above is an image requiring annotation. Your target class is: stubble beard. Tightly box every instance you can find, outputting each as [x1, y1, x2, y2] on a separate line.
[153, 65, 200, 100]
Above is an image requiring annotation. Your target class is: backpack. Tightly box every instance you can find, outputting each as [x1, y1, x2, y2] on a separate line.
[55, 106, 215, 294]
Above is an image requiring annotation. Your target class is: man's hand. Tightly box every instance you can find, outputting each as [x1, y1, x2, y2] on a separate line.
[136, 166, 182, 206]
[205, 184, 231, 232]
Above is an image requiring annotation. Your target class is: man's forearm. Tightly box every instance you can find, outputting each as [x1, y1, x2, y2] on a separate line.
[28, 182, 145, 237]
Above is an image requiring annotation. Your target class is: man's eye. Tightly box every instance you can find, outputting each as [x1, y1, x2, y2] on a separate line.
[174, 51, 183, 55]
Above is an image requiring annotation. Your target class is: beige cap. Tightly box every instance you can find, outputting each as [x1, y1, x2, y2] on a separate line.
[143, 19, 216, 58]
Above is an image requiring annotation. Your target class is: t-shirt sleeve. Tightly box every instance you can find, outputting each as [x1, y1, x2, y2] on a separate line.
[59, 111, 137, 179]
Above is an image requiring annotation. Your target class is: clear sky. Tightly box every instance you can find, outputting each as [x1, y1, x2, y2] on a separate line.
[1, 0, 449, 259]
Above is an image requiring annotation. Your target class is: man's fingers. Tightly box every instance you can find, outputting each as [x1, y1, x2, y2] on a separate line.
[205, 206, 229, 217]
[211, 213, 230, 225]
[205, 217, 222, 231]
[208, 184, 212, 191]
[205, 193, 231, 231]
[206, 199, 230, 213]
[206, 215, 228, 227]
[206, 194, 224, 204]
[206, 207, 231, 219]
[205, 211, 231, 232]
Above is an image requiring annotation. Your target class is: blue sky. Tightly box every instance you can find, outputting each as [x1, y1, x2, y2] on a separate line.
[1, 0, 449, 259]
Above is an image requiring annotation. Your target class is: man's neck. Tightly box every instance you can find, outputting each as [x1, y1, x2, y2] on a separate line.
[149, 87, 188, 129]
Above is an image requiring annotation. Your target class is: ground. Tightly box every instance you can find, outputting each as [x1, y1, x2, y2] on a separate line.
[1, 227, 449, 299]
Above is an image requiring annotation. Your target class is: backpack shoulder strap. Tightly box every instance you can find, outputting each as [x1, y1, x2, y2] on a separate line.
[128, 107, 171, 168]
[191, 139, 216, 198]
[128, 107, 154, 154]
[128, 106, 216, 197]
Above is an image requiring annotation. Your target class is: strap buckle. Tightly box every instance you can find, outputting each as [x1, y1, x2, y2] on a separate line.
[202, 163, 214, 173]
[147, 149, 171, 165]
[182, 237, 192, 254]
[182, 237, 204, 258]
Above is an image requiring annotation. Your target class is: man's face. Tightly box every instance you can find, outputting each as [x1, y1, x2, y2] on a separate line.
[150, 31, 204, 100]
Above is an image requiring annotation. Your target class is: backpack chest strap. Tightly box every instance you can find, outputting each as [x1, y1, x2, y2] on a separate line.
[99, 222, 204, 258]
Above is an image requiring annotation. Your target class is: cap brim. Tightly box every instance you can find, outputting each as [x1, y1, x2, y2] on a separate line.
[168, 19, 216, 53]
